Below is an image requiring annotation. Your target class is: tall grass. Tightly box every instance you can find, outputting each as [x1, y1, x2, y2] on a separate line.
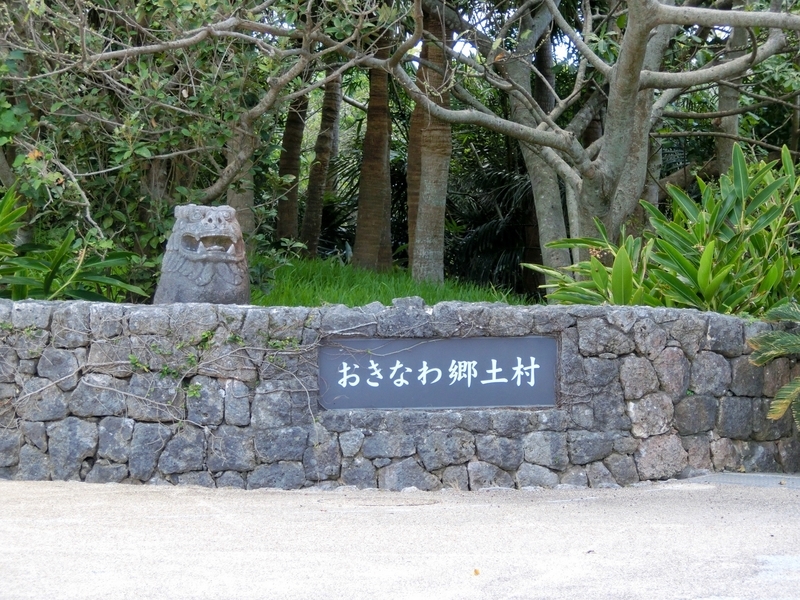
[251, 258, 524, 307]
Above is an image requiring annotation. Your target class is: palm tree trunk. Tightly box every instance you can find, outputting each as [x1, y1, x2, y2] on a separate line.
[300, 72, 342, 256]
[276, 95, 309, 240]
[410, 9, 452, 283]
[353, 46, 393, 271]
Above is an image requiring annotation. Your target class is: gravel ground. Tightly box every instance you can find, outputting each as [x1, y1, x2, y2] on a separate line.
[1, 476, 799, 599]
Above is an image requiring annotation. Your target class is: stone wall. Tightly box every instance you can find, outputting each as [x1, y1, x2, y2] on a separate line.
[0, 298, 797, 490]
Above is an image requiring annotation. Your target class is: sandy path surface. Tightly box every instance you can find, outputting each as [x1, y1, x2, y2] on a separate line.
[1, 478, 799, 599]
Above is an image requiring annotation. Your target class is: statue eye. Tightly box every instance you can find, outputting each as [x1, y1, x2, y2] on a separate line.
[190, 209, 203, 221]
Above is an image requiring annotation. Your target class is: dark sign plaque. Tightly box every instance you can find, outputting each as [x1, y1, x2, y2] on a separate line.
[318, 336, 557, 410]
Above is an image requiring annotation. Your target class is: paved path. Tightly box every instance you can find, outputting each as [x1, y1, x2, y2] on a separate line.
[1, 476, 799, 599]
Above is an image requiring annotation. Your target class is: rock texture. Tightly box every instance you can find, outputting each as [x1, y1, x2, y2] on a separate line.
[0, 300, 795, 490]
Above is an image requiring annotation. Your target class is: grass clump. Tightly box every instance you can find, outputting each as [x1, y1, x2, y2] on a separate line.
[251, 258, 523, 307]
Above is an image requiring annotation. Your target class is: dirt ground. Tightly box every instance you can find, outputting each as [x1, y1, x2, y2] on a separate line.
[1, 475, 799, 599]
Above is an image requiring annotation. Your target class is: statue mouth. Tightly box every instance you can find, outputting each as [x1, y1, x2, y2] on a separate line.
[181, 234, 242, 261]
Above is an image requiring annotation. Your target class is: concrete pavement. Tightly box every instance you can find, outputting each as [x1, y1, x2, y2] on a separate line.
[1, 476, 799, 599]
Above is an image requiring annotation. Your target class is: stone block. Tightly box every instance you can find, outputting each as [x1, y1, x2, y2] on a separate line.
[730, 356, 764, 397]
[515, 463, 559, 488]
[128, 307, 170, 336]
[674, 395, 717, 435]
[128, 423, 172, 481]
[633, 318, 667, 360]
[586, 461, 620, 488]
[467, 460, 514, 490]
[705, 314, 743, 357]
[21, 421, 46, 452]
[86, 461, 128, 484]
[523, 431, 568, 470]
[475, 435, 523, 471]
[341, 457, 377, 488]
[567, 431, 615, 465]
[530, 409, 569, 432]
[603, 453, 639, 486]
[97, 416, 134, 463]
[86, 339, 134, 377]
[378, 457, 441, 490]
[763, 358, 792, 398]
[251, 390, 292, 429]
[0, 428, 21, 467]
[417, 429, 475, 471]
[0, 348, 19, 383]
[778, 438, 800, 472]
[485, 305, 532, 337]
[12, 302, 52, 330]
[740, 441, 780, 473]
[690, 352, 731, 396]
[16, 378, 69, 421]
[14, 328, 49, 360]
[303, 427, 340, 481]
[653, 347, 690, 400]
[47, 417, 98, 481]
[627, 392, 673, 439]
[224, 379, 251, 427]
[491, 411, 531, 437]
[254, 426, 309, 463]
[606, 308, 638, 333]
[460, 411, 491, 433]
[158, 424, 205, 474]
[530, 306, 576, 334]
[361, 432, 415, 459]
[338, 430, 364, 457]
[70, 374, 128, 417]
[752, 398, 793, 442]
[613, 435, 639, 454]
[216, 471, 246, 489]
[247, 462, 306, 490]
[377, 305, 432, 338]
[319, 305, 378, 337]
[717, 397, 754, 440]
[16, 444, 50, 480]
[665, 313, 706, 359]
[681, 434, 712, 470]
[197, 344, 258, 382]
[592, 383, 631, 431]
[90, 304, 126, 339]
[710, 437, 741, 471]
[175, 471, 215, 488]
[577, 318, 634, 356]
[634, 434, 687, 480]
[126, 373, 185, 422]
[51, 303, 91, 348]
[559, 466, 588, 487]
[442, 464, 469, 490]
[207, 425, 255, 472]
[168, 303, 218, 345]
[186, 375, 224, 426]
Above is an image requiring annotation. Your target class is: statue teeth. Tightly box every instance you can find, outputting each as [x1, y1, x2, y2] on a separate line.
[198, 240, 206, 252]
[227, 244, 235, 254]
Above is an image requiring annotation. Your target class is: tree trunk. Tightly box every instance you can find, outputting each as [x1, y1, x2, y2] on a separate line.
[299, 72, 342, 256]
[716, 27, 748, 174]
[276, 95, 308, 240]
[226, 141, 256, 236]
[411, 9, 453, 283]
[506, 30, 571, 272]
[352, 45, 393, 271]
[406, 44, 426, 269]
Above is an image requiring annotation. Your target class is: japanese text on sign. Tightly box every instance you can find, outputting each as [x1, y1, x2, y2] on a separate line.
[318, 336, 557, 410]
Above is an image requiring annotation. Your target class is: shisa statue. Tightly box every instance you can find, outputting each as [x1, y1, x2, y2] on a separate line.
[153, 204, 250, 304]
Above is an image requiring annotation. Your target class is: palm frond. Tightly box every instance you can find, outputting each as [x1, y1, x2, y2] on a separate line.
[748, 331, 800, 365]
[768, 377, 800, 420]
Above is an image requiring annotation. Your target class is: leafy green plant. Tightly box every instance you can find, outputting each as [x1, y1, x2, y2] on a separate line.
[522, 221, 658, 306]
[523, 144, 800, 316]
[749, 303, 800, 427]
[0, 229, 147, 301]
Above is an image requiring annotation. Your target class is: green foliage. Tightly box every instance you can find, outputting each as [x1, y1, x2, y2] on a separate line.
[523, 220, 658, 306]
[0, 228, 147, 301]
[524, 144, 800, 316]
[251, 257, 524, 307]
[749, 303, 800, 427]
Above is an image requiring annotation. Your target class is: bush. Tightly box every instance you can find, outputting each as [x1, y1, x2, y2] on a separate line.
[524, 144, 800, 316]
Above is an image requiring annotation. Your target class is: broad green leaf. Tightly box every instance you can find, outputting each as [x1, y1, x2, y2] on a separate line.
[656, 239, 699, 283]
[782, 145, 796, 190]
[732, 144, 749, 201]
[650, 270, 704, 308]
[589, 256, 609, 294]
[611, 247, 633, 305]
[746, 178, 787, 217]
[667, 186, 700, 222]
[697, 240, 715, 294]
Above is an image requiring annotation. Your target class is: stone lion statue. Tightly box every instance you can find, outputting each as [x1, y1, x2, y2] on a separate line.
[153, 204, 250, 304]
